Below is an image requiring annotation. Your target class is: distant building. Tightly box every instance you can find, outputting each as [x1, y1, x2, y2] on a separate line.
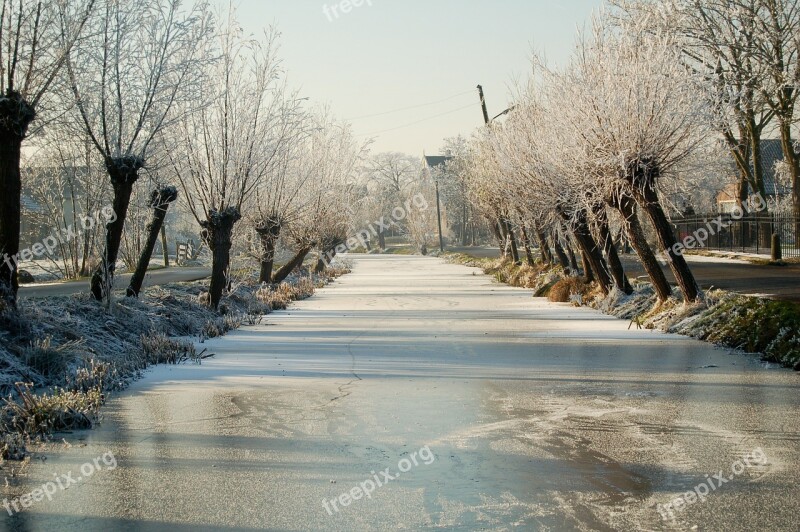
[20, 194, 45, 243]
[20, 166, 91, 246]
[717, 139, 794, 212]
[423, 155, 452, 172]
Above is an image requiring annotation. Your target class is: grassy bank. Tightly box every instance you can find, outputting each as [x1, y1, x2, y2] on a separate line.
[0, 263, 350, 460]
[444, 252, 800, 370]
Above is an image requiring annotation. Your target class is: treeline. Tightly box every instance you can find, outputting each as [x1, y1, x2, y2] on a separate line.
[0, 0, 367, 312]
[456, 0, 800, 303]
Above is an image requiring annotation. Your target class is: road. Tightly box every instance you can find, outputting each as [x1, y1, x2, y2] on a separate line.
[4, 255, 799, 531]
[449, 246, 800, 301]
[17, 267, 211, 299]
[621, 256, 800, 301]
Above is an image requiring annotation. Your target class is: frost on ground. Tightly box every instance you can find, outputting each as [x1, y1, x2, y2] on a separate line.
[600, 286, 800, 370]
[446, 253, 800, 370]
[0, 261, 351, 459]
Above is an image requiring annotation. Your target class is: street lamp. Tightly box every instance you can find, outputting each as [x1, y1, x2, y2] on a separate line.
[477, 84, 516, 125]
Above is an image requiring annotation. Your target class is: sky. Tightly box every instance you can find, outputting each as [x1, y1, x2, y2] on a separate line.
[222, 0, 603, 156]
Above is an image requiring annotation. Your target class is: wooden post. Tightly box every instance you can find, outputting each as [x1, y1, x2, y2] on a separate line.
[771, 233, 782, 262]
[161, 225, 169, 267]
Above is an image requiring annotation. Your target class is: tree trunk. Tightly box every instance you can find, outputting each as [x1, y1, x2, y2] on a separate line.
[494, 219, 507, 256]
[612, 195, 671, 302]
[551, 236, 570, 272]
[748, 117, 768, 202]
[315, 248, 335, 273]
[315, 235, 346, 273]
[127, 187, 178, 297]
[641, 201, 700, 301]
[733, 173, 750, 248]
[80, 229, 91, 278]
[580, 251, 594, 283]
[628, 163, 700, 302]
[461, 202, 469, 246]
[256, 216, 282, 284]
[593, 205, 633, 294]
[566, 210, 613, 295]
[737, 171, 750, 208]
[533, 222, 553, 264]
[161, 225, 170, 267]
[0, 91, 35, 310]
[567, 244, 579, 273]
[0, 136, 23, 311]
[519, 224, 535, 266]
[200, 207, 241, 310]
[503, 217, 521, 265]
[378, 229, 386, 250]
[778, 121, 800, 237]
[259, 238, 276, 283]
[273, 246, 312, 283]
[91, 156, 143, 302]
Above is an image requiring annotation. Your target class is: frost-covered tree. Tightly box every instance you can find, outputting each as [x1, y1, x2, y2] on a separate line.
[287, 114, 364, 276]
[461, 12, 716, 303]
[612, 0, 773, 208]
[553, 18, 711, 301]
[0, 0, 95, 309]
[66, 0, 212, 303]
[167, 18, 302, 309]
[22, 132, 109, 281]
[250, 104, 315, 284]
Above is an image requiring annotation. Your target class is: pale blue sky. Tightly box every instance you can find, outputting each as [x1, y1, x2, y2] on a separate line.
[224, 0, 603, 155]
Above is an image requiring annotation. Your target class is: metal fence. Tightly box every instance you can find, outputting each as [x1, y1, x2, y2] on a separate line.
[670, 213, 799, 259]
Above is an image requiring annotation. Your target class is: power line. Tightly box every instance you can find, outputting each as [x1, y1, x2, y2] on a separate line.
[347, 90, 474, 121]
[356, 103, 476, 137]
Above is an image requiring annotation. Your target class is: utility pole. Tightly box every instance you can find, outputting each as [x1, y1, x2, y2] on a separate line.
[477, 85, 490, 125]
[435, 180, 444, 252]
[478, 84, 521, 263]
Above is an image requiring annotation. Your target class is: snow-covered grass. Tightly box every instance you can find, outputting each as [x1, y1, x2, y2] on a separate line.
[445, 252, 800, 371]
[601, 286, 800, 369]
[0, 262, 350, 459]
[444, 252, 582, 298]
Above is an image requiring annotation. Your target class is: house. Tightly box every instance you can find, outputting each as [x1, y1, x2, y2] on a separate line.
[717, 139, 794, 212]
[20, 166, 91, 246]
[423, 155, 452, 172]
[20, 194, 45, 243]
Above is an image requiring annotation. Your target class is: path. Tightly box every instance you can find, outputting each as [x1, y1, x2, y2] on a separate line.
[449, 246, 800, 301]
[4, 255, 799, 531]
[18, 267, 212, 299]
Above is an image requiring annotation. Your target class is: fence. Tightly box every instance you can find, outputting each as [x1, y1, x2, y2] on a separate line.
[670, 213, 799, 259]
[176, 239, 200, 265]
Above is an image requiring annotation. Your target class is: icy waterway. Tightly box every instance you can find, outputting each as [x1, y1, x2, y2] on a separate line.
[4, 255, 799, 531]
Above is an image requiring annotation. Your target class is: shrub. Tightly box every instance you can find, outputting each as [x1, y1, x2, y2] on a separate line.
[548, 277, 588, 303]
[1, 382, 104, 458]
[140, 334, 198, 364]
[20, 337, 79, 379]
[256, 278, 317, 311]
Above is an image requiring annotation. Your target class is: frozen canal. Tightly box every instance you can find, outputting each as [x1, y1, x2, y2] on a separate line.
[4, 255, 799, 531]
